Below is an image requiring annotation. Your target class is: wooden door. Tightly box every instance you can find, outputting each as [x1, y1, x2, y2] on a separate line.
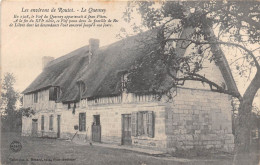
[122, 114, 132, 145]
[57, 115, 61, 138]
[92, 115, 101, 142]
[31, 119, 38, 137]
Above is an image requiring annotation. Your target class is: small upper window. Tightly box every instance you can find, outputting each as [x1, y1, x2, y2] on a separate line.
[33, 92, 38, 103]
[93, 115, 100, 126]
[49, 87, 60, 101]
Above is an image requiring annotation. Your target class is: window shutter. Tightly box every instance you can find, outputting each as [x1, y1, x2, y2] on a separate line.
[82, 113, 86, 131]
[147, 111, 155, 138]
[137, 112, 143, 135]
[131, 112, 138, 137]
[49, 115, 53, 130]
[49, 87, 54, 101]
[79, 114, 82, 131]
[72, 103, 76, 114]
[51, 115, 53, 130]
[41, 115, 44, 130]
[53, 87, 57, 100]
[49, 116, 51, 130]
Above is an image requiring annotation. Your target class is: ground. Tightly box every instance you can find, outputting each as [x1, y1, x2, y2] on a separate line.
[1, 132, 258, 165]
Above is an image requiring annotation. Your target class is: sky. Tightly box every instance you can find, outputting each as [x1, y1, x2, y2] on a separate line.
[1, 1, 259, 110]
[1, 1, 134, 93]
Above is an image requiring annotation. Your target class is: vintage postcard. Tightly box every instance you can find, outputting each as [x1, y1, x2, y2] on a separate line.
[1, 1, 259, 165]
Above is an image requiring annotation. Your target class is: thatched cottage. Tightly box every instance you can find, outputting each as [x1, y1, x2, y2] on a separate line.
[22, 28, 237, 152]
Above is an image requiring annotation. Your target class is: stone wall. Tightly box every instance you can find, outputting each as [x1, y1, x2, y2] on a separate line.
[22, 88, 234, 152]
[22, 101, 167, 150]
[165, 87, 234, 152]
[86, 102, 167, 151]
[21, 117, 32, 136]
[22, 110, 60, 138]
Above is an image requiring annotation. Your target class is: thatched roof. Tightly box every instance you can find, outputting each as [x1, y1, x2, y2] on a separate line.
[22, 46, 90, 102]
[22, 29, 160, 102]
[22, 28, 239, 102]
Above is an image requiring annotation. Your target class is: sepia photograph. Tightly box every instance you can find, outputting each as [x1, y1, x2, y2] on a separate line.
[1, 1, 259, 165]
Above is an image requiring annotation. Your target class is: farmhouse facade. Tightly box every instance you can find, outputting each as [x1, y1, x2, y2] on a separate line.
[22, 28, 237, 152]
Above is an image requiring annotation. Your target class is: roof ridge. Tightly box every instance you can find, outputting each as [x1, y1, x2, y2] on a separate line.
[46, 45, 89, 68]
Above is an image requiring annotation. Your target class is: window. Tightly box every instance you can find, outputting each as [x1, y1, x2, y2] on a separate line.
[33, 92, 38, 103]
[93, 115, 100, 126]
[78, 81, 85, 98]
[49, 87, 60, 101]
[41, 115, 44, 130]
[49, 115, 53, 130]
[121, 73, 128, 91]
[79, 113, 86, 132]
[131, 111, 154, 138]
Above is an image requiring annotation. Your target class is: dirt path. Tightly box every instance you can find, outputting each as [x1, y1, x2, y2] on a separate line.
[0, 132, 236, 165]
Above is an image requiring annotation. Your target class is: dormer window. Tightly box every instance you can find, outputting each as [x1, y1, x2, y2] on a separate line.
[77, 81, 85, 99]
[121, 73, 128, 92]
[49, 87, 60, 101]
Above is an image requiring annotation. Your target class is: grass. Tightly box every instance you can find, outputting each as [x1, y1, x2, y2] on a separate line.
[0, 132, 258, 165]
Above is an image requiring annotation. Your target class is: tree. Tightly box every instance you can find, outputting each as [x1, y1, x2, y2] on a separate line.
[123, 1, 259, 164]
[1, 73, 20, 132]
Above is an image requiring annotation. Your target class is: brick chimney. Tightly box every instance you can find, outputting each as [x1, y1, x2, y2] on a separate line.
[42, 56, 54, 69]
[89, 38, 100, 55]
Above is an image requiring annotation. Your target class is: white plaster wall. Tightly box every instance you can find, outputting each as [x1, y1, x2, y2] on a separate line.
[180, 43, 226, 90]
[24, 89, 49, 108]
